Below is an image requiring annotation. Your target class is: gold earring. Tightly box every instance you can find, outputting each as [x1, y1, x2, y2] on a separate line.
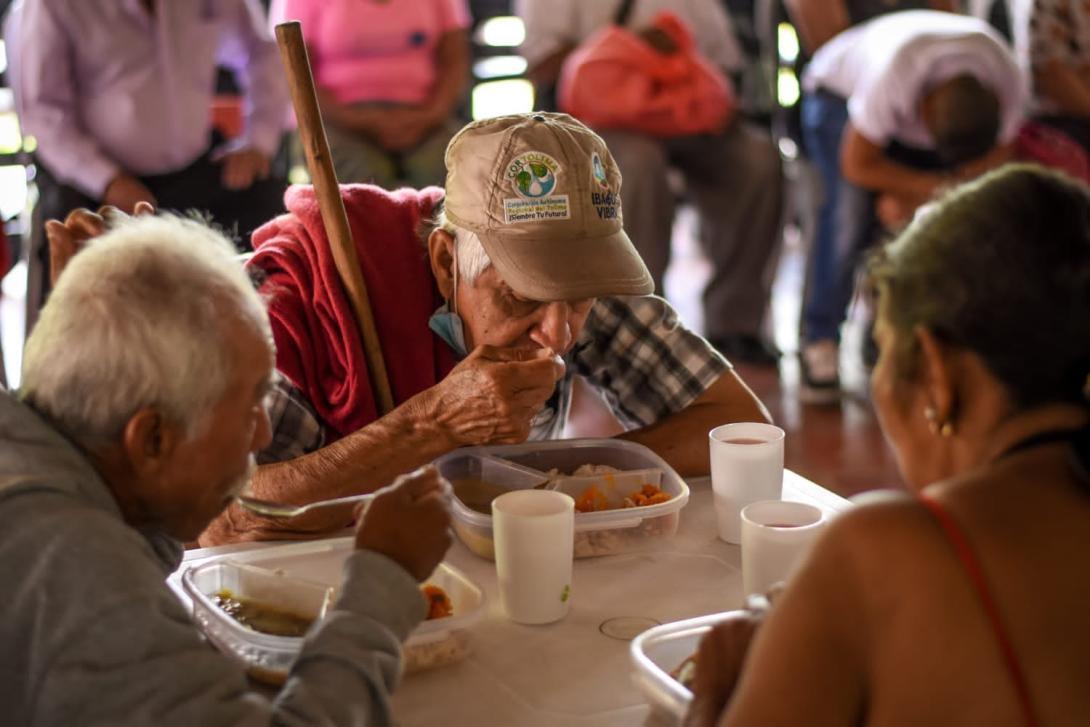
[924, 406, 954, 437]
[924, 406, 939, 435]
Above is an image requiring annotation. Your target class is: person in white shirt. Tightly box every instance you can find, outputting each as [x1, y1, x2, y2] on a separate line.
[516, 0, 785, 366]
[796, 9, 1026, 401]
[787, 0, 957, 403]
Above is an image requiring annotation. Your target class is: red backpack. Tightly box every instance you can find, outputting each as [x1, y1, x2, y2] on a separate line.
[557, 10, 735, 138]
[1014, 122, 1090, 185]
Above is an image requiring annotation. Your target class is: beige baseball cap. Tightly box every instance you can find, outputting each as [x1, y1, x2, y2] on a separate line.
[443, 112, 653, 301]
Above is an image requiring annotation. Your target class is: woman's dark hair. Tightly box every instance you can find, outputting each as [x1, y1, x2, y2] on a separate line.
[869, 164, 1090, 410]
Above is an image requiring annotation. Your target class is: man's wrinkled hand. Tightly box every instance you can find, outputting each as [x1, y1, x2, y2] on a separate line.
[425, 346, 566, 447]
[45, 203, 155, 285]
[683, 610, 764, 727]
[212, 143, 270, 190]
[355, 465, 452, 581]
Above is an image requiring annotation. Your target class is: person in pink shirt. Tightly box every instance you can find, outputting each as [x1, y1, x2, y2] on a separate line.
[273, 0, 471, 189]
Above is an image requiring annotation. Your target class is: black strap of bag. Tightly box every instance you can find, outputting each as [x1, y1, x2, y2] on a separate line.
[613, 0, 636, 26]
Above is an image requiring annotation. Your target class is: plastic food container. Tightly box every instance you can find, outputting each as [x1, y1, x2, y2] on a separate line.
[629, 611, 742, 723]
[436, 438, 689, 559]
[183, 561, 331, 685]
[182, 538, 485, 684]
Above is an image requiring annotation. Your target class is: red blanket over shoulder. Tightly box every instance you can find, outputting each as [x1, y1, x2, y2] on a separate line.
[249, 184, 457, 441]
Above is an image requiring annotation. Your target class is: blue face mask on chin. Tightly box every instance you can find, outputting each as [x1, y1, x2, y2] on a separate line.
[428, 301, 468, 358]
[428, 255, 469, 358]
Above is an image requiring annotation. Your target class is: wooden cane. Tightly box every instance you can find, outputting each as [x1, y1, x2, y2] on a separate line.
[274, 21, 395, 416]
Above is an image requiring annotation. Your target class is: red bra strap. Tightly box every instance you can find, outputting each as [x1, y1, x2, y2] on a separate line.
[918, 494, 1039, 727]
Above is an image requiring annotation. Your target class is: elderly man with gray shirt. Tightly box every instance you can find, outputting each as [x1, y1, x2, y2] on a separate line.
[0, 211, 452, 725]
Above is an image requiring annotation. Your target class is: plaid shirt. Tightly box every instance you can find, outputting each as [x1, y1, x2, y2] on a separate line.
[259, 295, 730, 464]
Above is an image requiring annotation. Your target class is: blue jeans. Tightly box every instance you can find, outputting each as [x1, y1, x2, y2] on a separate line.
[800, 90, 876, 343]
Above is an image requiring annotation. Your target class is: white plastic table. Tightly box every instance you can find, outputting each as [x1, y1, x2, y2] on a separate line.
[175, 471, 850, 727]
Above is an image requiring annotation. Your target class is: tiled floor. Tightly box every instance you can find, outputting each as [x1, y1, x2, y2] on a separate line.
[0, 205, 905, 499]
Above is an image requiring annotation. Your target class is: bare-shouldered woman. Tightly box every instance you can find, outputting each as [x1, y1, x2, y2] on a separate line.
[688, 164, 1090, 726]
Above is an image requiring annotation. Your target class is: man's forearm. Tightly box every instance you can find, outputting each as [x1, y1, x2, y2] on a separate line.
[228, 0, 290, 158]
[841, 126, 944, 200]
[620, 371, 771, 478]
[200, 397, 456, 545]
[953, 142, 1012, 182]
[851, 161, 943, 202]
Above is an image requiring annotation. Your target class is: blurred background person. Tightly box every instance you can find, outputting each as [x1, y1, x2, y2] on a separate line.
[787, 0, 958, 54]
[687, 163, 1090, 727]
[516, 0, 784, 367]
[794, 9, 1025, 402]
[271, 0, 470, 190]
[1012, 0, 1090, 152]
[4, 0, 290, 317]
[786, 0, 958, 401]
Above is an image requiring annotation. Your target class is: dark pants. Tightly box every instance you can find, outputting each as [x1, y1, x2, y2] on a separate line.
[28, 137, 286, 320]
[598, 123, 784, 339]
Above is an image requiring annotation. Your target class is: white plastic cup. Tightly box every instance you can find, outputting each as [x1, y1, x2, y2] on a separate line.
[709, 423, 786, 543]
[492, 490, 575, 624]
[740, 500, 824, 597]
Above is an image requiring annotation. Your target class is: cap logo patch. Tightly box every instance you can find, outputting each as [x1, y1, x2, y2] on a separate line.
[507, 151, 560, 199]
[591, 152, 610, 190]
[589, 152, 619, 219]
[503, 151, 570, 223]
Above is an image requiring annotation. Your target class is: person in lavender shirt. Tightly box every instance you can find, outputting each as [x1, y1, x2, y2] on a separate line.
[4, 0, 291, 297]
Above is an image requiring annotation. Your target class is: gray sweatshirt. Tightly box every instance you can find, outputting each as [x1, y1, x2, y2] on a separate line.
[0, 390, 425, 726]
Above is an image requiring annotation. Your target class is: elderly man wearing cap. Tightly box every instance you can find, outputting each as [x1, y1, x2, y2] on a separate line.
[174, 112, 769, 544]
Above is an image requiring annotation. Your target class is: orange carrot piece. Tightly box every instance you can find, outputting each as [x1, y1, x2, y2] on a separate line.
[422, 584, 453, 620]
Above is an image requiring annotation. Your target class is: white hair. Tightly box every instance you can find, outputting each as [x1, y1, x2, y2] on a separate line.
[432, 210, 492, 284]
[20, 214, 270, 450]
